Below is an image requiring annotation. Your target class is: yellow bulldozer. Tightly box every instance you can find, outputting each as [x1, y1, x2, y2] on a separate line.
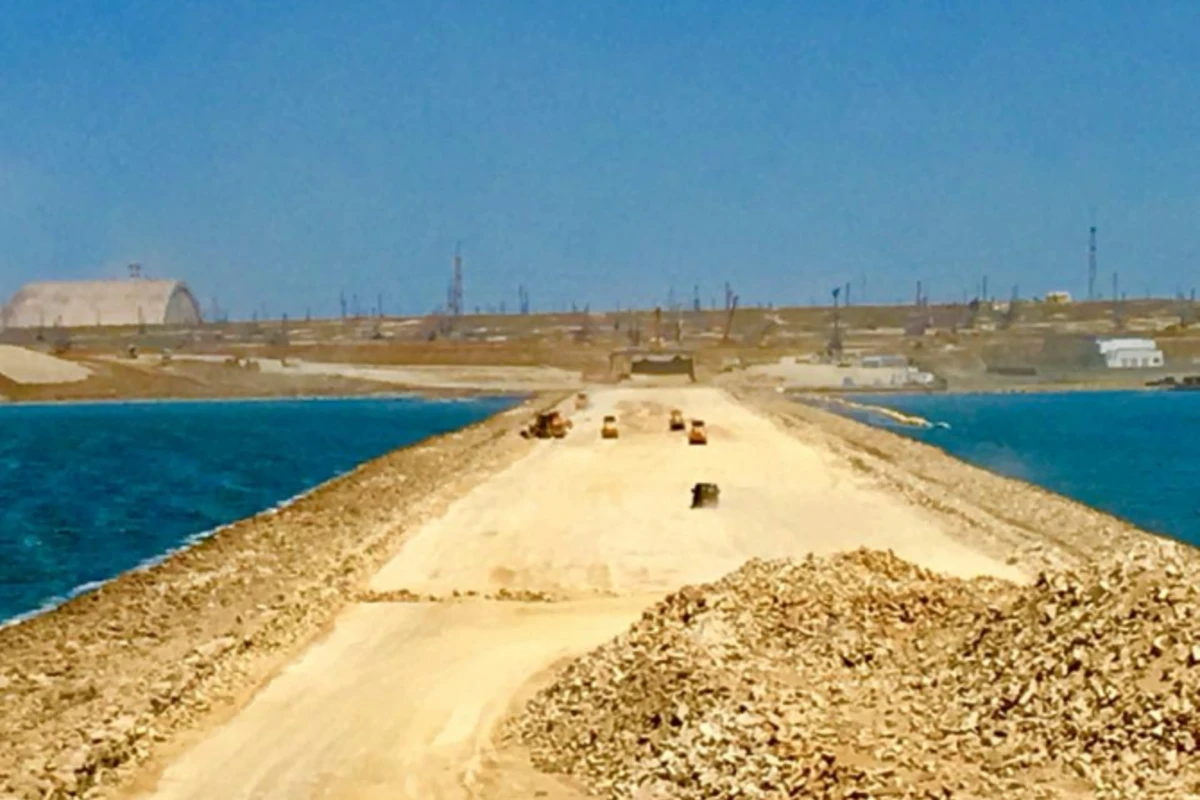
[668, 408, 685, 431]
[688, 420, 708, 445]
[601, 415, 619, 439]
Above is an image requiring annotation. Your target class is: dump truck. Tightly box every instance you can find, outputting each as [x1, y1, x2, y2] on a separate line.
[601, 415, 619, 439]
[668, 408, 685, 431]
[688, 419, 708, 445]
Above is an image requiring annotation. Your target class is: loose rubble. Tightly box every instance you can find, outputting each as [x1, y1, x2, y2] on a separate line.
[513, 544, 1200, 799]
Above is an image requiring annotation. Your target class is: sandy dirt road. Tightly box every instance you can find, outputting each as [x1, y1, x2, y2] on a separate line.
[134, 388, 1022, 800]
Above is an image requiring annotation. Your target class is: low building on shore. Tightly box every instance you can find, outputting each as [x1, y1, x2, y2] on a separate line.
[1, 277, 202, 330]
[1096, 337, 1164, 369]
[1038, 334, 1165, 370]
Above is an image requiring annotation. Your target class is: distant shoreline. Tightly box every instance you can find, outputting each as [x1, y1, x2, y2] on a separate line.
[0, 386, 526, 408]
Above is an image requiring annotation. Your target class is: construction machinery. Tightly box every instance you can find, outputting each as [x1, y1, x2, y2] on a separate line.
[521, 411, 571, 440]
[575, 392, 589, 410]
[601, 415, 619, 439]
[688, 420, 708, 445]
[669, 408, 685, 431]
[691, 482, 719, 508]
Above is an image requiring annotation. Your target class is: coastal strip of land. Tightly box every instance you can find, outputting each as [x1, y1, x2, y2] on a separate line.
[741, 389, 1161, 571]
[1, 386, 1191, 799]
[0, 392, 561, 800]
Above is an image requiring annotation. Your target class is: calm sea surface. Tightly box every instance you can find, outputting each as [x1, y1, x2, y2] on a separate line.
[832, 391, 1200, 547]
[0, 395, 517, 623]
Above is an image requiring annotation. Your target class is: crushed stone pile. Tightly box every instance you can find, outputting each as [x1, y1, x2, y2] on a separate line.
[512, 543, 1200, 799]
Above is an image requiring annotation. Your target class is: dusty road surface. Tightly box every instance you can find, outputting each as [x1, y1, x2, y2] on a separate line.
[133, 387, 1022, 800]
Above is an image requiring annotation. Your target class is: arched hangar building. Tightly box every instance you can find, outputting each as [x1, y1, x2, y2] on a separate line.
[1, 279, 203, 329]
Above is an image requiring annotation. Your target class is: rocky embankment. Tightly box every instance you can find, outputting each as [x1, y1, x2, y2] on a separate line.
[513, 542, 1200, 799]
[0, 396, 550, 800]
[743, 391, 1154, 573]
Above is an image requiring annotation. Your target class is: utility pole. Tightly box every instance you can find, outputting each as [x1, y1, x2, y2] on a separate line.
[693, 284, 701, 313]
[982, 274, 989, 303]
[339, 291, 347, 320]
[915, 280, 923, 307]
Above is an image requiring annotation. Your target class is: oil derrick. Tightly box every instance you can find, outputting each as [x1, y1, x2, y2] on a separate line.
[827, 286, 844, 358]
[1088, 225, 1098, 302]
[693, 285, 701, 313]
[1000, 285, 1020, 330]
[449, 242, 464, 317]
[961, 297, 981, 330]
[575, 304, 592, 342]
[721, 294, 739, 344]
[517, 285, 530, 315]
[1177, 295, 1197, 328]
[1112, 272, 1125, 330]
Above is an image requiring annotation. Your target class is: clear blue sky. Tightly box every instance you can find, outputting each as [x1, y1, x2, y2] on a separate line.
[2, 1, 1198, 318]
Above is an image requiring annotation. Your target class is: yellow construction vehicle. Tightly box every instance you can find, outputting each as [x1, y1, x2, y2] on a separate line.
[691, 482, 719, 508]
[521, 411, 571, 439]
[601, 415, 619, 439]
[688, 420, 708, 445]
[575, 392, 589, 410]
[669, 408, 685, 431]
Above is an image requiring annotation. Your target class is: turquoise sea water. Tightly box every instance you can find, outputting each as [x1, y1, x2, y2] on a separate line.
[0, 395, 517, 623]
[830, 391, 1200, 547]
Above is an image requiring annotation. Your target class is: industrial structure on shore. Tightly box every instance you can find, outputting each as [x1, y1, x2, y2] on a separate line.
[1, 269, 202, 330]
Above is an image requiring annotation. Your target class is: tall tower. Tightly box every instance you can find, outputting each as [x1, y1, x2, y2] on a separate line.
[1088, 226, 1098, 301]
[451, 242, 464, 317]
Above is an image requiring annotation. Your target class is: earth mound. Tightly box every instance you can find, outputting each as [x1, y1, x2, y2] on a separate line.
[512, 544, 1200, 799]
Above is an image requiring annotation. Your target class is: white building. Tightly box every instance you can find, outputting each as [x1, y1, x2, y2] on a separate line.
[1, 278, 202, 329]
[1096, 337, 1164, 369]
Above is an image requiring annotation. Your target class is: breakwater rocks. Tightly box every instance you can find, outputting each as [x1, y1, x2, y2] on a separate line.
[513, 544, 1200, 799]
[0, 397, 546, 800]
